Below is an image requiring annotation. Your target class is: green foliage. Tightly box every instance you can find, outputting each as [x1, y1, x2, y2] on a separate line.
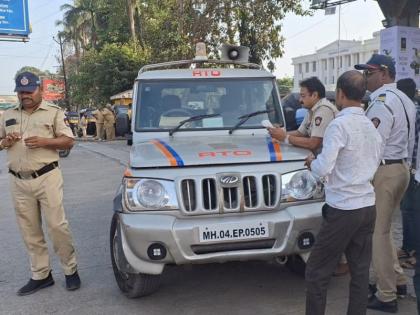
[57, 0, 310, 105]
[277, 77, 294, 96]
[69, 42, 149, 107]
[15, 66, 51, 79]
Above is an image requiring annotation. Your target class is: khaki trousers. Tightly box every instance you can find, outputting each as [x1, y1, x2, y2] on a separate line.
[10, 168, 77, 280]
[104, 123, 115, 140]
[371, 163, 409, 302]
[95, 123, 104, 140]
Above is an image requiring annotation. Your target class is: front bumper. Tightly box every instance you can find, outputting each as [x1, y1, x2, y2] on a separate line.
[117, 202, 322, 275]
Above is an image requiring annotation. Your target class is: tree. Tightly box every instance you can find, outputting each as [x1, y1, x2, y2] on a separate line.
[15, 66, 51, 79]
[277, 77, 294, 96]
[68, 42, 149, 106]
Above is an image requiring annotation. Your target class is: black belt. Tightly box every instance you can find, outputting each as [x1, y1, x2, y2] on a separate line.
[380, 159, 404, 166]
[9, 161, 59, 180]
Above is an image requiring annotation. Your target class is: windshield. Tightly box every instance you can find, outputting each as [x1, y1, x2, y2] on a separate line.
[135, 78, 283, 131]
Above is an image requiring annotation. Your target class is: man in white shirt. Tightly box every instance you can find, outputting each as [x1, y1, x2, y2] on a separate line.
[304, 70, 382, 315]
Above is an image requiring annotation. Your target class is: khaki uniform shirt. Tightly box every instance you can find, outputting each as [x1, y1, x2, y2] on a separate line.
[92, 109, 104, 124]
[102, 108, 116, 125]
[298, 98, 338, 138]
[0, 102, 74, 172]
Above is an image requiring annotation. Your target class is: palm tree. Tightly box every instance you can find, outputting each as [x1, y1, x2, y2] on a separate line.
[59, 0, 99, 50]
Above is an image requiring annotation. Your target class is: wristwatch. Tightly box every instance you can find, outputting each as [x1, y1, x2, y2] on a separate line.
[284, 135, 290, 144]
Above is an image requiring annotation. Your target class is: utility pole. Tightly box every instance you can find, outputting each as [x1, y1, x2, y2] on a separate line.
[53, 34, 69, 108]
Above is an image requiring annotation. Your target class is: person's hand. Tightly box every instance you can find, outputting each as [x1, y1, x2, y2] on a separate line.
[24, 136, 48, 149]
[304, 153, 315, 170]
[1, 132, 22, 148]
[268, 127, 287, 142]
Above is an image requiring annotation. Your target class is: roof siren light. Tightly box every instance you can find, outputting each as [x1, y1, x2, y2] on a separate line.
[220, 44, 250, 63]
[194, 42, 208, 61]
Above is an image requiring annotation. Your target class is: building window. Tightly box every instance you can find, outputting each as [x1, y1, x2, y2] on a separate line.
[331, 58, 335, 69]
[312, 61, 316, 72]
[299, 64, 302, 74]
[347, 55, 351, 67]
[373, 49, 378, 54]
[324, 60, 327, 70]
[340, 56, 343, 68]
[305, 62, 309, 73]
[354, 53, 360, 64]
[325, 77, 327, 84]
[332, 76, 335, 84]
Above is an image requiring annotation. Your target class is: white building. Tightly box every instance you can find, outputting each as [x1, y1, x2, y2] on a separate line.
[292, 32, 380, 92]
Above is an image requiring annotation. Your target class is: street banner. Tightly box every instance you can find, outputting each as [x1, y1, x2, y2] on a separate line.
[325, 7, 336, 15]
[0, 0, 30, 38]
[42, 78, 65, 101]
[380, 26, 420, 87]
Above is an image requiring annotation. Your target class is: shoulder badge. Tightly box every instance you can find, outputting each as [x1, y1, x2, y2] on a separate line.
[371, 117, 381, 128]
[377, 94, 386, 102]
[47, 103, 61, 109]
[314, 116, 322, 126]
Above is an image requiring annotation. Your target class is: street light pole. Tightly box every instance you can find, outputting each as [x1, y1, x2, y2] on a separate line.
[53, 34, 69, 108]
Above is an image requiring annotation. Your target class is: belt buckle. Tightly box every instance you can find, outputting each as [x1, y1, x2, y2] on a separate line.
[18, 171, 34, 179]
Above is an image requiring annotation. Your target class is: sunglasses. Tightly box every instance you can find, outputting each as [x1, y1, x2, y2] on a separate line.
[363, 69, 382, 77]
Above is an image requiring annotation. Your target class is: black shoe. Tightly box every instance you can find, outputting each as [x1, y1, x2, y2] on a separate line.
[368, 284, 377, 299]
[397, 284, 407, 298]
[65, 271, 81, 291]
[367, 295, 398, 313]
[17, 272, 54, 296]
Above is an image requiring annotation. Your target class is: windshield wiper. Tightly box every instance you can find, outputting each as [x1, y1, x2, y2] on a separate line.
[169, 113, 221, 136]
[228, 109, 273, 134]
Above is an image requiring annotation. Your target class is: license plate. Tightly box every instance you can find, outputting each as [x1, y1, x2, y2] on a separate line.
[199, 222, 269, 243]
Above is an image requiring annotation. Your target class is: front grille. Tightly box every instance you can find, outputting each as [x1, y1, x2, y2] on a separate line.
[202, 178, 217, 210]
[177, 173, 280, 215]
[181, 179, 196, 211]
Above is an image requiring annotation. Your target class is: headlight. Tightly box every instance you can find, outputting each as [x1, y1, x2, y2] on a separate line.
[281, 170, 324, 202]
[123, 178, 179, 211]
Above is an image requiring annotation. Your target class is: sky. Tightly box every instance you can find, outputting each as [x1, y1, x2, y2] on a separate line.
[0, 0, 385, 95]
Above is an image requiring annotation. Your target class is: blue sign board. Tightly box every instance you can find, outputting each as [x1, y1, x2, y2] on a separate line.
[0, 0, 30, 38]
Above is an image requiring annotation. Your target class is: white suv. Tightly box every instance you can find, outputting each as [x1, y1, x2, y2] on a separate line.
[110, 44, 324, 298]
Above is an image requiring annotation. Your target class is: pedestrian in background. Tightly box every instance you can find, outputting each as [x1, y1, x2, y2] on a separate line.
[79, 113, 88, 138]
[304, 70, 382, 315]
[92, 107, 104, 140]
[355, 54, 417, 313]
[397, 78, 420, 269]
[0, 72, 81, 295]
[102, 103, 116, 141]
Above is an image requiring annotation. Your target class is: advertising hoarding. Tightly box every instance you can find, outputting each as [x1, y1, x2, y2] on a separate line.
[0, 0, 30, 39]
[380, 26, 420, 87]
[42, 78, 65, 101]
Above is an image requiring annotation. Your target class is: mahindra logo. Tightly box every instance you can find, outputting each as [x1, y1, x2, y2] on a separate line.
[220, 175, 239, 185]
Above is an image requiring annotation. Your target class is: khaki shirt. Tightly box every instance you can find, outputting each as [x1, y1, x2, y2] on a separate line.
[0, 102, 74, 172]
[102, 108, 115, 125]
[298, 98, 338, 138]
[92, 109, 104, 124]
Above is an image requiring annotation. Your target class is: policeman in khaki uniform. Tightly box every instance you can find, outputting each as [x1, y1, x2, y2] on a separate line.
[0, 72, 81, 295]
[92, 107, 104, 140]
[269, 76, 337, 155]
[355, 54, 417, 312]
[102, 103, 116, 140]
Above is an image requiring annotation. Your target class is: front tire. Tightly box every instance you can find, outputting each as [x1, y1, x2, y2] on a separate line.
[110, 213, 161, 298]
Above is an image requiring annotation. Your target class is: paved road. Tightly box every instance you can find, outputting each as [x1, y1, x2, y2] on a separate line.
[0, 140, 417, 314]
